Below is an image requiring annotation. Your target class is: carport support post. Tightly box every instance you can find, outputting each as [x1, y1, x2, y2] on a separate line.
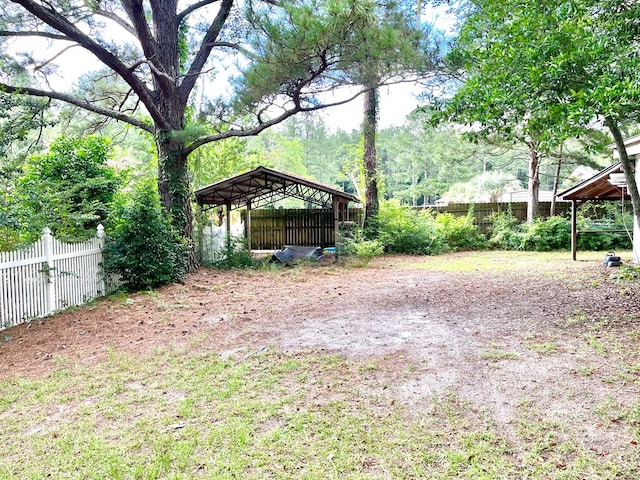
[571, 200, 577, 261]
[225, 200, 232, 239]
[246, 200, 252, 251]
[332, 195, 339, 253]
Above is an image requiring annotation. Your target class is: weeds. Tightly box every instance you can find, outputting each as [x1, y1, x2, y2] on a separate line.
[480, 345, 519, 362]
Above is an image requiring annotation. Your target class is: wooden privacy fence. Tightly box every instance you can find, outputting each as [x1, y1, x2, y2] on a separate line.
[428, 201, 571, 234]
[0, 225, 116, 331]
[248, 208, 364, 250]
[245, 203, 567, 249]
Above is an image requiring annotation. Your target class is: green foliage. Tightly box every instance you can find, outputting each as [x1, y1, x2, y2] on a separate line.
[102, 181, 188, 291]
[374, 201, 486, 255]
[203, 236, 256, 270]
[376, 200, 443, 255]
[14, 135, 121, 243]
[342, 227, 384, 267]
[489, 204, 633, 252]
[489, 213, 573, 252]
[487, 209, 524, 250]
[576, 202, 633, 251]
[611, 264, 640, 284]
[435, 210, 486, 252]
[520, 217, 571, 252]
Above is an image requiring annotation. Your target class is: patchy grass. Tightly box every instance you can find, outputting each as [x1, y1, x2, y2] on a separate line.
[2, 347, 638, 479]
[2, 251, 640, 478]
[398, 250, 633, 274]
[480, 344, 520, 362]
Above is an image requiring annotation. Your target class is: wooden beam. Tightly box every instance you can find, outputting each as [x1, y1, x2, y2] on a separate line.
[571, 200, 577, 261]
[225, 200, 232, 238]
[246, 200, 252, 251]
[333, 195, 339, 250]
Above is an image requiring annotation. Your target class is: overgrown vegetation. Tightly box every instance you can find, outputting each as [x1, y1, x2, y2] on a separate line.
[487, 203, 632, 252]
[1, 136, 122, 248]
[102, 181, 188, 291]
[201, 235, 256, 270]
[371, 201, 485, 255]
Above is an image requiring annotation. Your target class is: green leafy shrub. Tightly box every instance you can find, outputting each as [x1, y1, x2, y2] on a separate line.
[15, 135, 121, 243]
[520, 216, 571, 251]
[487, 209, 524, 250]
[204, 235, 255, 270]
[611, 264, 640, 284]
[376, 200, 443, 254]
[435, 211, 486, 252]
[343, 227, 384, 267]
[575, 202, 633, 251]
[576, 218, 632, 251]
[102, 181, 188, 291]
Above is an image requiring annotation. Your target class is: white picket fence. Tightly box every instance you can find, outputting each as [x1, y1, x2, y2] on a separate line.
[0, 225, 112, 330]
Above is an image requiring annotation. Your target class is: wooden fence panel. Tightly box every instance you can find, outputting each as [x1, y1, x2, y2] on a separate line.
[244, 203, 567, 250]
[427, 202, 571, 234]
[249, 208, 363, 250]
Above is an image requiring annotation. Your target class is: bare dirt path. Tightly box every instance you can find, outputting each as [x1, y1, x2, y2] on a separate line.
[2, 251, 639, 454]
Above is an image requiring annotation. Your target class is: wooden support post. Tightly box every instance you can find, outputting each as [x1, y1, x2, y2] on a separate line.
[225, 200, 232, 239]
[571, 200, 577, 261]
[332, 196, 340, 250]
[246, 200, 252, 251]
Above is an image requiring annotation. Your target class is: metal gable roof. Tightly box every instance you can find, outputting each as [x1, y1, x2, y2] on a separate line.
[556, 162, 629, 202]
[194, 166, 359, 210]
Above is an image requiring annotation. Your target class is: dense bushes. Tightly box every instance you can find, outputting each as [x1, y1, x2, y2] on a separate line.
[371, 200, 485, 255]
[487, 206, 632, 251]
[102, 181, 188, 290]
[376, 201, 443, 254]
[364, 201, 632, 259]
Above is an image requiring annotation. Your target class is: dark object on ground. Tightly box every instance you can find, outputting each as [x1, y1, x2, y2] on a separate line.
[271, 246, 324, 265]
[604, 252, 622, 267]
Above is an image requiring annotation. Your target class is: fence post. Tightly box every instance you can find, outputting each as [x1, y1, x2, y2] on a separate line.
[43, 227, 57, 316]
[96, 224, 106, 295]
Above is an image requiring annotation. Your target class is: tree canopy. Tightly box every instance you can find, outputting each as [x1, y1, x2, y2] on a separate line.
[436, 0, 640, 222]
[1, 0, 429, 266]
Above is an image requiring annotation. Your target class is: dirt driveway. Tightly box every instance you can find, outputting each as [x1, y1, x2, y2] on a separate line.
[2, 251, 639, 454]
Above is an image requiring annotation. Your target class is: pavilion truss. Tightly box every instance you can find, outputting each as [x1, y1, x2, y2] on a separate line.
[194, 166, 360, 250]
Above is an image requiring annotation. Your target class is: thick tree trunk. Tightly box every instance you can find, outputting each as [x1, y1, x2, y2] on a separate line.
[156, 134, 197, 270]
[363, 88, 379, 231]
[550, 144, 563, 217]
[605, 116, 640, 225]
[526, 141, 540, 222]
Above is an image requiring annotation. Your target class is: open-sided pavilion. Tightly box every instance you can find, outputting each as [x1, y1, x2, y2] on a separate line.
[556, 162, 629, 260]
[194, 166, 359, 250]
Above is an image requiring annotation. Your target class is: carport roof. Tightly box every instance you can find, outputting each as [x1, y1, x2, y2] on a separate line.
[556, 162, 628, 202]
[194, 166, 359, 210]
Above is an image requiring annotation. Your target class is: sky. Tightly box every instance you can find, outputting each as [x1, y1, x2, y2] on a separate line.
[8, 3, 455, 133]
[319, 83, 425, 133]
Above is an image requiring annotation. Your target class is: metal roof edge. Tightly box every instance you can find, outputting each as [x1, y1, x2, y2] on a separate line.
[194, 165, 359, 205]
[556, 162, 622, 200]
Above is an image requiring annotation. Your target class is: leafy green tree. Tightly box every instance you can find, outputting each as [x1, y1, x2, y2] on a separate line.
[103, 180, 188, 291]
[15, 135, 121, 241]
[351, 2, 439, 228]
[190, 137, 255, 190]
[437, 0, 640, 225]
[1, 0, 425, 268]
[378, 111, 483, 205]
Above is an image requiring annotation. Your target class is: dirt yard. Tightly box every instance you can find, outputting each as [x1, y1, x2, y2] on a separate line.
[2, 251, 640, 455]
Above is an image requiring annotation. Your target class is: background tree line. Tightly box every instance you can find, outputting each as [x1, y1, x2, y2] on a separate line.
[2, 0, 639, 287]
